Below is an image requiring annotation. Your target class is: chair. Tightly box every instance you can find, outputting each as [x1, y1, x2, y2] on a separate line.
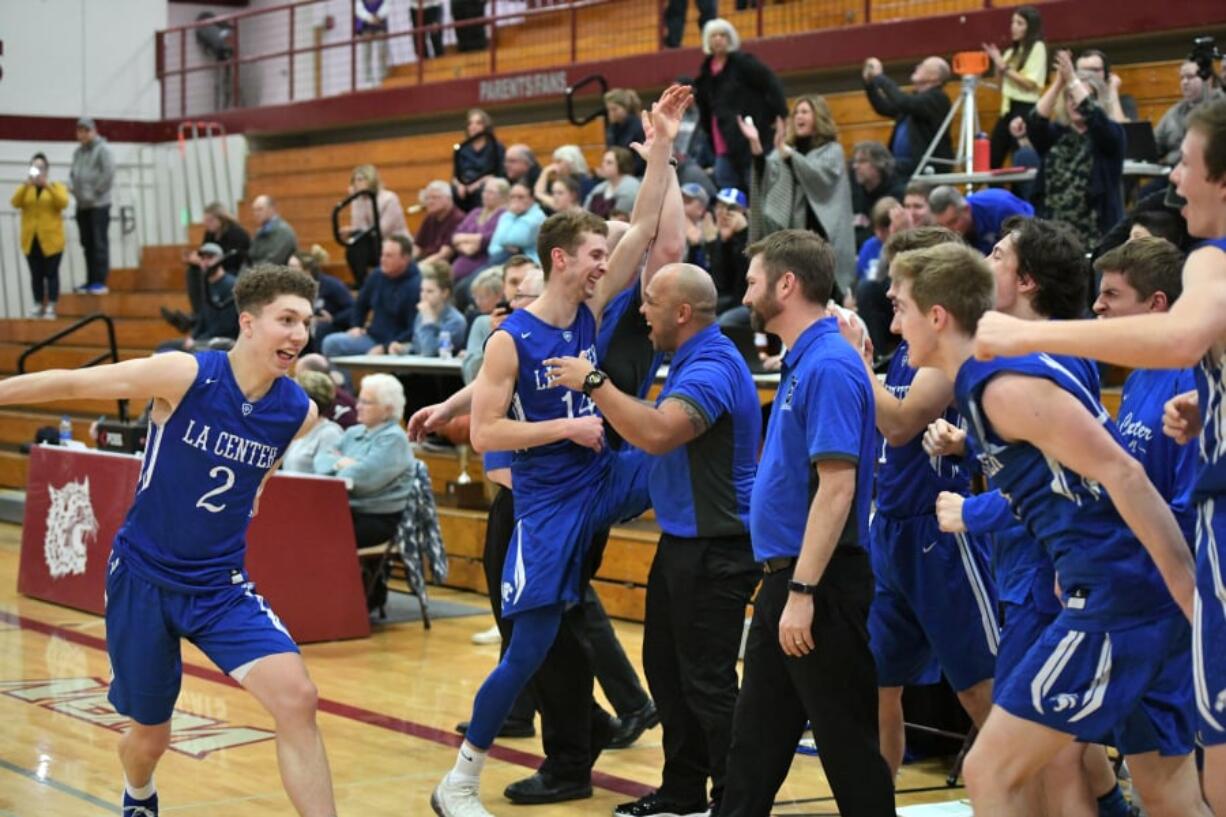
[357, 458, 447, 628]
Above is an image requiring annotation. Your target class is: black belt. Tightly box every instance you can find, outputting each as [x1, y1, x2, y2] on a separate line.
[760, 556, 795, 574]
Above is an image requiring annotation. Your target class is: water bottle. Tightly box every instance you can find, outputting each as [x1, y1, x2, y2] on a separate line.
[973, 131, 991, 172]
[59, 415, 73, 445]
[438, 330, 453, 360]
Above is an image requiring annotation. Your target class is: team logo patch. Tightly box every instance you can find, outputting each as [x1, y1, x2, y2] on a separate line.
[1050, 693, 1079, 713]
[1215, 688, 1226, 714]
[562, 331, 573, 343]
[241, 402, 253, 416]
[43, 478, 97, 579]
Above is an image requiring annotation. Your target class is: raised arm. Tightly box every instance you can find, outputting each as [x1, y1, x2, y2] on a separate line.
[642, 170, 687, 290]
[0, 350, 197, 410]
[983, 374, 1195, 620]
[469, 331, 603, 453]
[590, 84, 692, 318]
[975, 245, 1226, 368]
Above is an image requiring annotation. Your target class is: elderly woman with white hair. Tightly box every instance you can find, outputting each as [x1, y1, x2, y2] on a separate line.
[693, 17, 788, 194]
[534, 144, 597, 210]
[314, 373, 415, 553]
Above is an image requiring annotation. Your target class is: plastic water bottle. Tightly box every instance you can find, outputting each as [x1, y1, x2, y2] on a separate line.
[59, 415, 73, 445]
[438, 330, 453, 360]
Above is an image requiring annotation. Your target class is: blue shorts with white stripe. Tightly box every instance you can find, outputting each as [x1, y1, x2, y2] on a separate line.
[994, 609, 1193, 756]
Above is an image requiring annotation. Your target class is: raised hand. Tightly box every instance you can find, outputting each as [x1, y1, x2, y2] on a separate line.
[736, 115, 762, 155]
[628, 109, 654, 162]
[1163, 391, 1202, 445]
[1054, 49, 1075, 84]
[650, 83, 694, 143]
[983, 42, 1004, 71]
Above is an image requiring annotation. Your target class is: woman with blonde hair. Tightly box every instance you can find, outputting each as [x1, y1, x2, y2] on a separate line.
[738, 94, 857, 291]
[452, 107, 505, 210]
[605, 88, 646, 174]
[344, 163, 409, 287]
[283, 370, 344, 474]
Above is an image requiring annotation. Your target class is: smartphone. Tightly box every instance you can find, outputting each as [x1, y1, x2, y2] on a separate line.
[495, 298, 513, 314]
[28, 166, 40, 178]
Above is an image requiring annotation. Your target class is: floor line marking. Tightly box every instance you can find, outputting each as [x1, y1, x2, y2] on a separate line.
[0, 609, 652, 799]
[0, 755, 118, 814]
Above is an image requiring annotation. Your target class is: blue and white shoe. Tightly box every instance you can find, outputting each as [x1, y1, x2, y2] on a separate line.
[123, 790, 158, 816]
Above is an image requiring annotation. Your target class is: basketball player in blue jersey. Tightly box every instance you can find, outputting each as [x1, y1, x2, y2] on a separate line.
[832, 226, 999, 780]
[0, 264, 338, 817]
[891, 242, 1205, 817]
[430, 84, 694, 817]
[974, 100, 1226, 812]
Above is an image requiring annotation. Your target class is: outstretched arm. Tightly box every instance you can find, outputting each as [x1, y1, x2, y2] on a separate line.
[0, 351, 197, 409]
[975, 245, 1226, 368]
[643, 170, 687, 290]
[983, 374, 1195, 620]
[470, 331, 604, 453]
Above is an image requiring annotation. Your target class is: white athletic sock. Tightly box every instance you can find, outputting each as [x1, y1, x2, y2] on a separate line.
[124, 775, 156, 801]
[447, 741, 487, 786]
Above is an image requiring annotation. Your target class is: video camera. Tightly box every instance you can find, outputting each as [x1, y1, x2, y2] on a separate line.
[1190, 36, 1222, 82]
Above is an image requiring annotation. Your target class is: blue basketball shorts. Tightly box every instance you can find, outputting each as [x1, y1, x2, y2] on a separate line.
[994, 600, 1058, 698]
[105, 552, 299, 725]
[1193, 498, 1226, 745]
[994, 610, 1194, 757]
[867, 512, 998, 691]
[500, 446, 650, 619]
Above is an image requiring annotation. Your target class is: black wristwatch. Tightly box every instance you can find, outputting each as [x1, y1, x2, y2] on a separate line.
[582, 369, 608, 396]
[787, 579, 819, 595]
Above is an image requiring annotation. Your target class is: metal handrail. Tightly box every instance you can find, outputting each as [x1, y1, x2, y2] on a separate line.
[18, 313, 130, 423]
[332, 188, 382, 249]
[565, 74, 608, 127]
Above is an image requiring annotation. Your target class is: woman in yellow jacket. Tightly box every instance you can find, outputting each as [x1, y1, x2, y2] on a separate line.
[11, 152, 70, 319]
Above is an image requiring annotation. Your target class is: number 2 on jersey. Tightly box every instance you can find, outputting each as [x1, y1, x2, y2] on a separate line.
[196, 465, 236, 513]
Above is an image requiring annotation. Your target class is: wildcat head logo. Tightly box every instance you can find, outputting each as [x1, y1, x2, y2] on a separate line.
[242, 403, 253, 416]
[44, 478, 97, 579]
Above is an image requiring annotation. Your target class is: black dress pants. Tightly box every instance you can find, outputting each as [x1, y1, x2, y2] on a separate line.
[715, 548, 895, 817]
[26, 238, 62, 303]
[663, 0, 716, 48]
[412, 5, 444, 59]
[644, 533, 760, 806]
[76, 205, 110, 287]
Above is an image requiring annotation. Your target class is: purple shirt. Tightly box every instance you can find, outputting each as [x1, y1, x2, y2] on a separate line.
[451, 206, 505, 281]
[415, 206, 466, 259]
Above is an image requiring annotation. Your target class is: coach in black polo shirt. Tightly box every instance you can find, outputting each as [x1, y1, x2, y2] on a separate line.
[722, 230, 894, 817]
[546, 263, 761, 816]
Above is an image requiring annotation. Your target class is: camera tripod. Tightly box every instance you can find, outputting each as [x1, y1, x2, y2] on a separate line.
[913, 51, 990, 178]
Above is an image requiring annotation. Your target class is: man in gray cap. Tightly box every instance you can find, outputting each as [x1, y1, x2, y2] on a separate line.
[158, 242, 239, 351]
[70, 117, 116, 294]
[681, 182, 713, 270]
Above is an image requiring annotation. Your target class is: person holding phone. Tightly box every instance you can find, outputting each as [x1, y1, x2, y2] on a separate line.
[11, 152, 70, 319]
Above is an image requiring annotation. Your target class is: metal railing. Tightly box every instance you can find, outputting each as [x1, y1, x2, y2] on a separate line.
[18, 313, 130, 422]
[156, 0, 1035, 118]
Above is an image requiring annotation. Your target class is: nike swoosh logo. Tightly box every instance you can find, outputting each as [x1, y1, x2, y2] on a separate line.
[922, 541, 938, 554]
[520, 332, 532, 339]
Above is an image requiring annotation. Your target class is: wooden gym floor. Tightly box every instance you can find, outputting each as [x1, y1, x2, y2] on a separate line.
[0, 523, 968, 816]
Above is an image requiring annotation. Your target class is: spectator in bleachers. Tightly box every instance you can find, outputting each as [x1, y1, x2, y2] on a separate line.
[1128, 208, 1188, 248]
[694, 18, 788, 193]
[322, 235, 421, 357]
[902, 180, 933, 227]
[70, 117, 115, 294]
[314, 373, 414, 607]
[343, 163, 410, 288]
[681, 183, 714, 269]
[452, 108, 505, 211]
[12, 152, 69, 320]
[161, 202, 251, 335]
[533, 173, 582, 216]
[489, 181, 546, 265]
[850, 141, 906, 247]
[504, 143, 542, 191]
[929, 184, 1034, 255]
[462, 255, 536, 384]
[605, 88, 647, 176]
[855, 197, 907, 358]
[283, 370, 344, 474]
[584, 147, 640, 219]
[158, 242, 239, 353]
[297, 353, 359, 428]
[862, 54, 953, 179]
[740, 94, 857, 292]
[354, 0, 389, 84]
[411, 0, 444, 61]
[674, 75, 715, 172]
[451, 177, 508, 285]
[1156, 59, 1225, 166]
[248, 194, 298, 266]
[662, 0, 715, 48]
[413, 180, 465, 266]
[467, 263, 504, 318]
[1004, 116, 1042, 201]
[984, 5, 1047, 169]
[1076, 49, 1137, 122]
[1028, 52, 1126, 250]
[708, 187, 751, 323]
[549, 144, 597, 200]
[394, 260, 467, 356]
[289, 247, 353, 342]
[452, 0, 487, 53]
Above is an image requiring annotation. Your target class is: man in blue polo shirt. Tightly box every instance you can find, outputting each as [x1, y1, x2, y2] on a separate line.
[546, 262, 761, 817]
[930, 185, 1034, 255]
[718, 230, 895, 817]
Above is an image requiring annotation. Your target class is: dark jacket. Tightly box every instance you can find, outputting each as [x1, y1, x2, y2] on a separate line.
[707, 227, 750, 314]
[316, 273, 355, 329]
[205, 220, 251, 275]
[192, 271, 239, 341]
[1027, 98, 1126, 241]
[606, 116, 647, 176]
[695, 51, 789, 174]
[348, 266, 422, 346]
[863, 76, 953, 176]
[850, 171, 907, 248]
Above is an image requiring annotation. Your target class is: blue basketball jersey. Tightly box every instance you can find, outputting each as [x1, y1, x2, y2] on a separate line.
[113, 351, 309, 593]
[1119, 367, 1198, 541]
[498, 304, 610, 511]
[1193, 239, 1226, 502]
[956, 352, 1179, 628]
[875, 341, 971, 518]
